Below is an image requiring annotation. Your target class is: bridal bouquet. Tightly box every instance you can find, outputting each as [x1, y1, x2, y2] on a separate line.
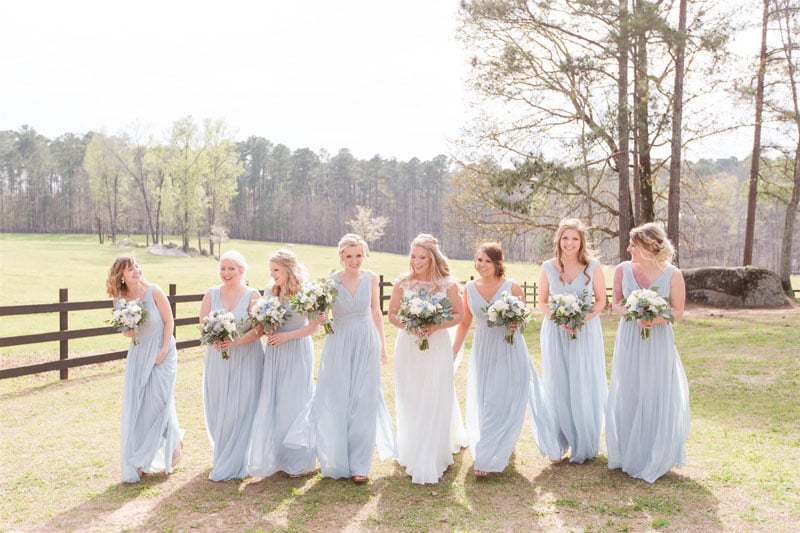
[249, 294, 289, 334]
[397, 289, 453, 350]
[200, 310, 240, 359]
[621, 287, 673, 339]
[289, 278, 338, 334]
[109, 297, 148, 346]
[482, 291, 533, 345]
[548, 290, 592, 340]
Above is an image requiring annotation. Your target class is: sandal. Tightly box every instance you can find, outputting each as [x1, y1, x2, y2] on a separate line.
[352, 475, 369, 484]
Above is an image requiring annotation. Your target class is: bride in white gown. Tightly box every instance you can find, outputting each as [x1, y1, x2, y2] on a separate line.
[387, 233, 468, 484]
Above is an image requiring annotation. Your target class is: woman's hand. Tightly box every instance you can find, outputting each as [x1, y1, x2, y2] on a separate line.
[266, 332, 286, 346]
[123, 328, 137, 338]
[155, 348, 167, 366]
[380, 349, 388, 365]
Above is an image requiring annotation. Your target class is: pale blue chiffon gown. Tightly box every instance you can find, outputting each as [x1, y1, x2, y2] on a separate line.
[540, 259, 607, 463]
[606, 262, 690, 483]
[119, 285, 183, 482]
[464, 279, 563, 472]
[303, 271, 396, 478]
[203, 286, 264, 481]
[248, 299, 317, 477]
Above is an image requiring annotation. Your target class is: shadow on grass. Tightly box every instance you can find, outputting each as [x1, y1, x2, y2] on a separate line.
[531, 457, 721, 531]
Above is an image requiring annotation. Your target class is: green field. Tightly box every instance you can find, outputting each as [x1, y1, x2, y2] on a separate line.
[1, 233, 799, 531]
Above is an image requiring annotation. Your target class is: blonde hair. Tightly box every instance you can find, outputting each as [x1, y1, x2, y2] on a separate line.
[630, 222, 675, 265]
[106, 255, 137, 299]
[475, 242, 505, 278]
[405, 233, 451, 288]
[337, 233, 369, 263]
[219, 250, 248, 282]
[552, 218, 596, 284]
[269, 248, 306, 298]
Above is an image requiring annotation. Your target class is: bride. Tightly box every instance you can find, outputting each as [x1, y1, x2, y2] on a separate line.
[387, 233, 468, 484]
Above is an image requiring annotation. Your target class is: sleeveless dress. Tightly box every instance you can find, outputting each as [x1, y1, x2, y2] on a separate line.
[606, 262, 690, 483]
[465, 279, 563, 472]
[304, 271, 396, 478]
[540, 259, 607, 463]
[202, 286, 264, 481]
[248, 297, 317, 477]
[394, 277, 468, 484]
[119, 285, 183, 482]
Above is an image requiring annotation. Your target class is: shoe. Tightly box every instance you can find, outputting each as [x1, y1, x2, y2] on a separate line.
[352, 475, 369, 484]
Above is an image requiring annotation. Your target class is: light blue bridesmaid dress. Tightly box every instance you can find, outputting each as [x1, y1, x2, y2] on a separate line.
[248, 297, 317, 477]
[540, 259, 607, 463]
[464, 279, 563, 472]
[606, 262, 690, 483]
[306, 271, 396, 478]
[203, 286, 264, 481]
[119, 285, 183, 483]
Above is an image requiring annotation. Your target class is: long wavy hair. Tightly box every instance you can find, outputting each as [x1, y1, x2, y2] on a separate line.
[476, 242, 505, 279]
[630, 222, 675, 265]
[269, 248, 306, 299]
[105, 255, 138, 299]
[404, 233, 451, 289]
[552, 218, 596, 284]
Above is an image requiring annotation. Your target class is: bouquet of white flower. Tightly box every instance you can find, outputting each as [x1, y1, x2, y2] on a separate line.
[200, 310, 240, 359]
[397, 289, 453, 350]
[481, 291, 533, 345]
[109, 297, 148, 346]
[289, 278, 338, 334]
[548, 290, 592, 340]
[621, 287, 673, 339]
[248, 294, 289, 334]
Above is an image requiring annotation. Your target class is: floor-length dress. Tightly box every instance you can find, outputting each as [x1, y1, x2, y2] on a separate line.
[540, 260, 607, 463]
[248, 300, 317, 477]
[120, 285, 183, 483]
[606, 262, 690, 483]
[203, 286, 264, 481]
[394, 278, 468, 484]
[464, 279, 563, 472]
[310, 271, 396, 478]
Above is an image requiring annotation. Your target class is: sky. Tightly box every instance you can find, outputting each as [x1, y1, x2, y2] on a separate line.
[0, 0, 469, 161]
[0, 0, 760, 163]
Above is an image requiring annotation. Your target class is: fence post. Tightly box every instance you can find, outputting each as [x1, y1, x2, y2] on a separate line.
[59, 288, 68, 380]
[379, 275, 385, 315]
[169, 284, 177, 336]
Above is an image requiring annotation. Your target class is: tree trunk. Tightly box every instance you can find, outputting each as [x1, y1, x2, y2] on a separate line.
[668, 0, 688, 266]
[743, 0, 769, 266]
[618, 0, 633, 260]
[633, 0, 655, 223]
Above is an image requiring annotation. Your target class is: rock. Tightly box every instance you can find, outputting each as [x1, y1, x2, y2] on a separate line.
[682, 266, 791, 308]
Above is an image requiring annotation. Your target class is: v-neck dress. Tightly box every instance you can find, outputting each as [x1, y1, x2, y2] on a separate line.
[540, 259, 607, 463]
[119, 285, 184, 482]
[464, 279, 563, 471]
[306, 271, 396, 478]
[248, 292, 317, 477]
[605, 261, 690, 483]
[203, 285, 264, 481]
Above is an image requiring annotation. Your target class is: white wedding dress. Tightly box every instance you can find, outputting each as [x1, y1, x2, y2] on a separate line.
[394, 277, 467, 484]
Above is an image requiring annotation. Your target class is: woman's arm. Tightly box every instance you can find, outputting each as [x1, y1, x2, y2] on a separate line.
[152, 285, 174, 365]
[588, 262, 607, 320]
[610, 265, 626, 316]
[451, 284, 473, 356]
[266, 313, 321, 346]
[369, 273, 389, 364]
[387, 283, 405, 329]
[537, 267, 551, 318]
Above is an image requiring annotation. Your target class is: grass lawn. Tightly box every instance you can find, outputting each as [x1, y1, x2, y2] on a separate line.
[1, 233, 799, 531]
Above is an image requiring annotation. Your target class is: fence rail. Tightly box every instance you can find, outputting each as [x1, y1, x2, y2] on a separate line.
[3, 278, 793, 381]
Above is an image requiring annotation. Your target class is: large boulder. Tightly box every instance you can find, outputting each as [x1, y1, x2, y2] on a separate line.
[682, 266, 791, 308]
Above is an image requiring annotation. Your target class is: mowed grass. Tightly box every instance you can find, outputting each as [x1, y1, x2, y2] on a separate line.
[1, 233, 799, 531]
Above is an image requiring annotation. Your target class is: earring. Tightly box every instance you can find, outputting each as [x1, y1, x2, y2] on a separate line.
[121, 279, 125, 285]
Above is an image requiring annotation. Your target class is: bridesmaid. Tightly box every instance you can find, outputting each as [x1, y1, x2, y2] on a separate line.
[387, 233, 467, 484]
[249, 249, 319, 478]
[606, 222, 690, 483]
[452, 242, 562, 477]
[106, 255, 183, 483]
[537, 219, 607, 463]
[199, 251, 264, 482]
[310, 234, 396, 483]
